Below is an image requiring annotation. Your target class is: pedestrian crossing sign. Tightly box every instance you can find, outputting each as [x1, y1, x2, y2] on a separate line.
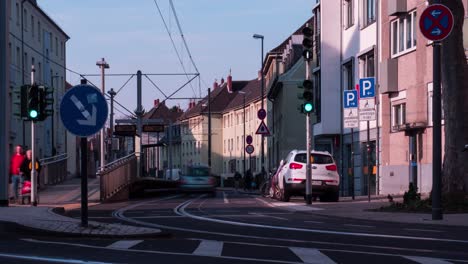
[256, 121, 270, 136]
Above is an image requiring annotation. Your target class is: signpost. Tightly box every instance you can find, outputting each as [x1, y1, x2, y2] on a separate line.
[246, 135, 253, 145]
[343, 90, 359, 200]
[245, 144, 254, 171]
[419, 3, 453, 221]
[256, 121, 270, 136]
[257, 109, 266, 120]
[60, 83, 108, 227]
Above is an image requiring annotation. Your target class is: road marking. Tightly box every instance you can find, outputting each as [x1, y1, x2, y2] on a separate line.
[289, 247, 336, 264]
[176, 197, 468, 244]
[403, 256, 454, 264]
[193, 240, 223, 257]
[106, 240, 143, 249]
[133, 215, 183, 219]
[223, 192, 229, 204]
[249, 212, 288, 221]
[304, 221, 324, 224]
[405, 228, 443, 233]
[0, 252, 114, 264]
[255, 197, 323, 211]
[343, 224, 375, 228]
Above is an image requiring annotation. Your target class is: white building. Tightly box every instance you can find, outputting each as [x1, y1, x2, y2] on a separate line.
[7, 0, 70, 161]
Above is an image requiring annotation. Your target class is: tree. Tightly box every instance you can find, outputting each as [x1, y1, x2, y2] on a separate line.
[435, 0, 468, 198]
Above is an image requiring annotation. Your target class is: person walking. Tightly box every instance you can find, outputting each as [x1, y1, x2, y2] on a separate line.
[9, 145, 24, 203]
[244, 169, 252, 192]
[20, 150, 41, 204]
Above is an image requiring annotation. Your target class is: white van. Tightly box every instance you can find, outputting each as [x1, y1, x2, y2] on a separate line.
[165, 169, 181, 181]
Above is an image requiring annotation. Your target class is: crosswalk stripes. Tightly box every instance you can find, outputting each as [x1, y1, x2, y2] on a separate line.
[106, 240, 143, 250]
[192, 240, 223, 257]
[289, 247, 336, 264]
[404, 256, 454, 264]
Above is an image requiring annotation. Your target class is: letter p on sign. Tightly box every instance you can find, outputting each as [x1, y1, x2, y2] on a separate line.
[343, 90, 358, 108]
[359, 77, 375, 99]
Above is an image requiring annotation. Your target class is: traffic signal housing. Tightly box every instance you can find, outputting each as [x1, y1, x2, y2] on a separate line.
[297, 80, 314, 114]
[27, 84, 40, 120]
[302, 23, 313, 61]
[37, 86, 54, 121]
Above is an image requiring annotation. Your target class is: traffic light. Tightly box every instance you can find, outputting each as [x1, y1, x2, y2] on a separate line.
[37, 86, 54, 121]
[297, 80, 314, 114]
[13, 85, 29, 118]
[302, 23, 313, 61]
[27, 84, 40, 120]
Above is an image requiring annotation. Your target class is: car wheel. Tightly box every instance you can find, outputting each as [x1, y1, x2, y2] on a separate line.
[282, 190, 290, 202]
[329, 191, 339, 202]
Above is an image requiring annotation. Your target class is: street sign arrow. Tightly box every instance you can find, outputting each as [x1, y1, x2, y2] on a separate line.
[431, 9, 442, 17]
[77, 105, 97, 126]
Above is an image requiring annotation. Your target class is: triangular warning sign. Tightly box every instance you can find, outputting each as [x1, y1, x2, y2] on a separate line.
[256, 121, 270, 136]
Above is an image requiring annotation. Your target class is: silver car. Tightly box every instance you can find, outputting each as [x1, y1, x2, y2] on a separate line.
[179, 165, 217, 196]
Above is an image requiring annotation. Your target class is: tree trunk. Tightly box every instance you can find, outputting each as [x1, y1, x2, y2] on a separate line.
[435, 0, 468, 196]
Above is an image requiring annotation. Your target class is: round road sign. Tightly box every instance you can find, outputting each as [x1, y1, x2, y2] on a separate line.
[245, 144, 255, 155]
[419, 4, 454, 42]
[257, 109, 266, 120]
[246, 135, 253, 145]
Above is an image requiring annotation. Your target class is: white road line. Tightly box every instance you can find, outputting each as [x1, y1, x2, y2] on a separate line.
[223, 192, 229, 204]
[133, 215, 183, 219]
[0, 252, 114, 264]
[304, 221, 324, 224]
[255, 198, 323, 211]
[249, 212, 288, 221]
[343, 224, 375, 228]
[289, 247, 336, 264]
[404, 256, 454, 264]
[106, 240, 143, 250]
[193, 240, 223, 257]
[405, 228, 443, 233]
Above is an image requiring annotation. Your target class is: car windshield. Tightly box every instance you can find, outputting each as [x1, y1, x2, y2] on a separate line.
[294, 153, 333, 164]
[188, 167, 210, 176]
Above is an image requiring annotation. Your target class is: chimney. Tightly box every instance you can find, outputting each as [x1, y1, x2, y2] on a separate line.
[154, 99, 160, 108]
[213, 79, 219, 90]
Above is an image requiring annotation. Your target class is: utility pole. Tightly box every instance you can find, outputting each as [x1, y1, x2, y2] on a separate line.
[136, 70, 144, 178]
[305, 58, 313, 205]
[96, 58, 109, 171]
[0, 0, 10, 206]
[208, 88, 212, 169]
[253, 34, 265, 172]
[108, 88, 116, 162]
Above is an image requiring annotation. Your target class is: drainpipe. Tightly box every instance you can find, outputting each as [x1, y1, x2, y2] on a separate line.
[339, 0, 345, 197]
[21, 0, 26, 147]
[375, 0, 380, 196]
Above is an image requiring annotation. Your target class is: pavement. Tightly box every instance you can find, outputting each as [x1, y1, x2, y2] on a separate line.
[0, 177, 167, 238]
[1, 180, 467, 239]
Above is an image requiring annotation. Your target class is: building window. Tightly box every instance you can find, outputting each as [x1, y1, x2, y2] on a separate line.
[391, 11, 417, 57]
[31, 15, 34, 38]
[16, 47, 20, 67]
[55, 37, 58, 56]
[16, 3, 20, 25]
[392, 103, 406, 130]
[362, 0, 376, 27]
[313, 70, 321, 123]
[344, 0, 354, 29]
[359, 51, 375, 78]
[23, 52, 28, 72]
[343, 60, 354, 90]
[23, 9, 27, 31]
[38, 22, 41, 42]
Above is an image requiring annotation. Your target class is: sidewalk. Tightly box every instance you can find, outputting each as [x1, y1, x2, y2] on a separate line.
[0, 177, 167, 238]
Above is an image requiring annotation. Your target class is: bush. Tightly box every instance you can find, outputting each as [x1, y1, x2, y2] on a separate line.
[403, 183, 421, 205]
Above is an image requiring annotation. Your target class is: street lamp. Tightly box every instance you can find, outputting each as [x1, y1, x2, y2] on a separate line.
[96, 58, 109, 171]
[253, 33, 265, 173]
[238, 91, 247, 180]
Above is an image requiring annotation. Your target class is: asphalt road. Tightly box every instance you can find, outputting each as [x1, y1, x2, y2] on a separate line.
[2, 190, 468, 264]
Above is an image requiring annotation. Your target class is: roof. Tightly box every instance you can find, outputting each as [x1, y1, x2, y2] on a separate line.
[31, 1, 70, 40]
[179, 80, 248, 120]
[143, 102, 183, 124]
[223, 79, 263, 113]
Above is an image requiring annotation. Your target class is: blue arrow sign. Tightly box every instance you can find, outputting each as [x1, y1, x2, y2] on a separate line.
[343, 90, 358, 108]
[60, 84, 108, 137]
[359, 77, 375, 99]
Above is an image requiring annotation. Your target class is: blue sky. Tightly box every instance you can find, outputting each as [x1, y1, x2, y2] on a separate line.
[39, 0, 312, 117]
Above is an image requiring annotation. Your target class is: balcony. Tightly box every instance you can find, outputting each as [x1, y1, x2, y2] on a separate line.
[379, 59, 398, 94]
[388, 0, 407, 16]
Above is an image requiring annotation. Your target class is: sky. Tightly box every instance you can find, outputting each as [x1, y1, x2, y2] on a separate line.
[39, 0, 313, 118]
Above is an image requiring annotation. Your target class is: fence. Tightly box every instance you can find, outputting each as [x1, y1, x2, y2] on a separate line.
[39, 154, 68, 188]
[99, 153, 137, 201]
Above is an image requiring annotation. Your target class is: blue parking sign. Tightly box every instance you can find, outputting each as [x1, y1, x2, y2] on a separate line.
[359, 77, 375, 99]
[343, 90, 358, 108]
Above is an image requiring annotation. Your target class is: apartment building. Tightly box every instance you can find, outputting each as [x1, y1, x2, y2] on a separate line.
[7, 0, 69, 159]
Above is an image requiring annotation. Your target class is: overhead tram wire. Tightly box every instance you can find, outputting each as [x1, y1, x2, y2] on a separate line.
[153, 0, 197, 97]
[144, 74, 168, 99]
[115, 74, 135, 95]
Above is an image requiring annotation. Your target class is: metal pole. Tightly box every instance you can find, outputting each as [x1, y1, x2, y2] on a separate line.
[351, 128, 355, 200]
[157, 132, 160, 177]
[243, 94, 246, 183]
[432, 41, 442, 220]
[168, 122, 172, 179]
[80, 137, 88, 227]
[108, 88, 116, 162]
[261, 37, 265, 172]
[367, 120, 371, 202]
[136, 70, 143, 178]
[208, 88, 212, 168]
[0, 0, 10, 206]
[305, 58, 312, 205]
[21, 0, 25, 147]
[31, 66, 38, 206]
[96, 58, 109, 171]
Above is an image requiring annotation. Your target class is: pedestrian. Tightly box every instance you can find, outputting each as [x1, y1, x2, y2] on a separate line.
[233, 171, 241, 191]
[9, 145, 24, 203]
[20, 150, 41, 204]
[244, 169, 252, 191]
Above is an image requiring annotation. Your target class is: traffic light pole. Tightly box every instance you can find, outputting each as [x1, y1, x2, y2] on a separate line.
[31, 66, 38, 206]
[305, 58, 313, 205]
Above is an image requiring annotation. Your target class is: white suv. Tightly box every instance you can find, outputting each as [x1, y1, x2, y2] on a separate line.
[274, 150, 340, 202]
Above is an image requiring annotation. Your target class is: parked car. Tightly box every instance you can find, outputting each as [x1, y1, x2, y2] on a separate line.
[179, 165, 216, 196]
[274, 150, 340, 202]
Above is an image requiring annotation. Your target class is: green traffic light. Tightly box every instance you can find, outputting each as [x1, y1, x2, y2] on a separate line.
[29, 109, 38, 118]
[304, 103, 313, 113]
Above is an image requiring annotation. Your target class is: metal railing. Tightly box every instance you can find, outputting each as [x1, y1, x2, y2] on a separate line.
[38, 153, 68, 188]
[99, 153, 137, 201]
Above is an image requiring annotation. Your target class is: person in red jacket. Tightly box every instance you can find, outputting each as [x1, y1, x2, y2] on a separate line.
[9, 145, 24, 202]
